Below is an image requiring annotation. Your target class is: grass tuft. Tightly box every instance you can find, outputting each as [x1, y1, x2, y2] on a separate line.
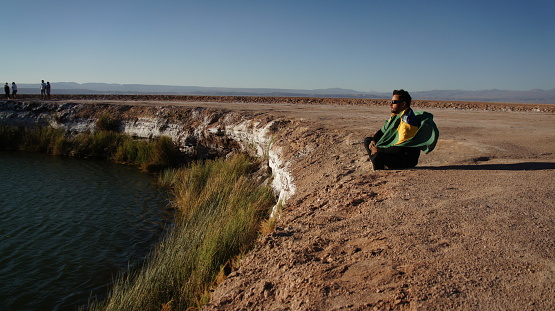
[96, 113, 121, 132]
[0, 125, 180, 171]
[87, 154, 275, 311]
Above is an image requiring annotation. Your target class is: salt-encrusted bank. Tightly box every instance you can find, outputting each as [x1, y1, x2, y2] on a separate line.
[0, 101, 295, 213]
[211, 119, 295, 216]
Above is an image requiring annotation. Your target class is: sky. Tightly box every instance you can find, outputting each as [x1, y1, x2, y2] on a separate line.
[2, 0, 554, 92]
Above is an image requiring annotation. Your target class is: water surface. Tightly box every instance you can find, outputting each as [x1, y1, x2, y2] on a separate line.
[0, 152, 171, 311]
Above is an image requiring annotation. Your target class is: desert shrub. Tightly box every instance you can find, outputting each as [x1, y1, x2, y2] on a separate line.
[96, 113, 120, 132]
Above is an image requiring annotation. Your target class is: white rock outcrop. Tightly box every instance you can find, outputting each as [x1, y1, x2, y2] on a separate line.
[0, 101, 295, 215]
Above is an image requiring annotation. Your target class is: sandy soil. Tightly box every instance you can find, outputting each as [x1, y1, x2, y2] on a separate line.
[185, 101, 555, 310]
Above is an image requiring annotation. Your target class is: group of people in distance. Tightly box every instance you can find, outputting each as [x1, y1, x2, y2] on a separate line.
[3, 80, 52, 99]
[4, 82, 17, 99]
[40, 80, 51, 99]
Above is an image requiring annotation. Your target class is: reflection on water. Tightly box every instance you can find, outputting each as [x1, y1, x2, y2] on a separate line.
[0, 151, 171, 311]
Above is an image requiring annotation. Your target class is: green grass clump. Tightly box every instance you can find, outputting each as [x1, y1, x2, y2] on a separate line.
[88, 154, 275, 311]
[0, 126, 180, 170]
[0, 126, 66, 153]
[96, 113, 121, 132]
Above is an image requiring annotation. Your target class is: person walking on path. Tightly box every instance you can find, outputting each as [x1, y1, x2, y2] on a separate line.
[11, 82, 17, 99]
[4, 83, 9, 99]
[364, 89, 439, 170]
[46, 82, 51, 99]
[40, 80, 47, 99]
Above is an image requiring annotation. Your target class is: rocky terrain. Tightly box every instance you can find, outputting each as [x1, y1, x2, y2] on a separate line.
[8, 94, 555, 112]
[2, 96, 554, 310]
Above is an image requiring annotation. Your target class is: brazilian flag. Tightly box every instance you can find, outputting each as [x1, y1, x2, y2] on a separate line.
[376, 110, 439, 154]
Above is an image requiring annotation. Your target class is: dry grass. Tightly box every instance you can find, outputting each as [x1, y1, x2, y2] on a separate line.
[0, 125, 180, 170]
[87, 154, 275, 311]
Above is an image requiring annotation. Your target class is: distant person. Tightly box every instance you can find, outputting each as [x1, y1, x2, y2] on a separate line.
[46, 82, 51, 99]
[4, 83, 9, 99]
[40, 80, 47, 99]
[364, 89, 439, 170]
[11, 82, 17, 98]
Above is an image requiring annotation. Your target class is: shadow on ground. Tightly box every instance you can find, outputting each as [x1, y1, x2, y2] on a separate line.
[418, 162, 555, 171]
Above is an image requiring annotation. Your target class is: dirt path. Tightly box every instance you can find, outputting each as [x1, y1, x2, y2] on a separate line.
[192, 102, 555, 310]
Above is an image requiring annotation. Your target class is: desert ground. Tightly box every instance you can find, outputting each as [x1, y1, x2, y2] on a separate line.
[180, 99, 554, 310]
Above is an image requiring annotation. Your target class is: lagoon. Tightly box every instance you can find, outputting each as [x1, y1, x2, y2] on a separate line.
[0, 151, 171, 311]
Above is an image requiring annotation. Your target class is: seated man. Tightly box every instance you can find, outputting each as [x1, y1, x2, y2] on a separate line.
[364, 89, 439, 170]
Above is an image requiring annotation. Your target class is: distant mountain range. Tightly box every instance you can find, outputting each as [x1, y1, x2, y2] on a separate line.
[12, 82, 555, 104]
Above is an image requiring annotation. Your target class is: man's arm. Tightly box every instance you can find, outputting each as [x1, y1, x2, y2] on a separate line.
[369, 129, 384, 155]
[373, 129, 384, 142]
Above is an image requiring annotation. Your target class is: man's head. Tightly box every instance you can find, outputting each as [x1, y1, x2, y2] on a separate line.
[390, 89, 411, 114]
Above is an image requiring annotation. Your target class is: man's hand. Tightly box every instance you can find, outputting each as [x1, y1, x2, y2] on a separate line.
[369, 140, 378, 155]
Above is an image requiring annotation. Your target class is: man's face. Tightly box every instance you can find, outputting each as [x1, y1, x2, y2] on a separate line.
[390, 95, 407, 114]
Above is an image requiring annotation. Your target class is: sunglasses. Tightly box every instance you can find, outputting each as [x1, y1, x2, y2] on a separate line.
[391, 100, 405, 105]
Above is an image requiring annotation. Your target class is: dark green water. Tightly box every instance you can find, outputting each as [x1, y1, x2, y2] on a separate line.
[0, 152, 171, 311]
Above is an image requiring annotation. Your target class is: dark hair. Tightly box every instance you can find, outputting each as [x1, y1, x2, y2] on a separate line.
[393, 89, 411, 106]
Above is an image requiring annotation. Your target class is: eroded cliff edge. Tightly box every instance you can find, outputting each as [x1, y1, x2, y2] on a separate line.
[0, 100, 295, 216]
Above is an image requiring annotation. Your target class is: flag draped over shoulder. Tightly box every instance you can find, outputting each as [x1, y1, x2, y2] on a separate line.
[376, 110, 439, 154]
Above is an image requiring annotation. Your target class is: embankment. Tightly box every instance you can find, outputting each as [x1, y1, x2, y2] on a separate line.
[0, 100, 295, 215]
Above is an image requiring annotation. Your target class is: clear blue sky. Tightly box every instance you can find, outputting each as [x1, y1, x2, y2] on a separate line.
[3, 0, 554, 92]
